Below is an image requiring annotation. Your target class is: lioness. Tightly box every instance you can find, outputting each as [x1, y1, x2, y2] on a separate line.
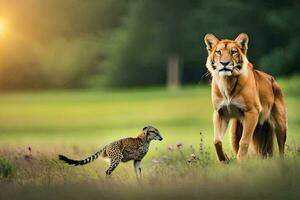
[204, 33, 287, 161]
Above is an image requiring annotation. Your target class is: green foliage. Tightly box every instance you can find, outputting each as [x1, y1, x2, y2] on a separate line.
[0, 158, 14, 178]
[0, 0, 299, 89]
[278, 75, 300, 96]
[101, 0, 300, 87]
[259, 1, 300, 76]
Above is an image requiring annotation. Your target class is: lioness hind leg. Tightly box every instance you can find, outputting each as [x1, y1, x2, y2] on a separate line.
[275, 126, 286, 157]
[272, 81, 287, 158]
[230, 119, 243, 155]
[273, 111, 287, 158]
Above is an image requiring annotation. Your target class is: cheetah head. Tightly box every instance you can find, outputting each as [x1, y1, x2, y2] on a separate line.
[143, 125, 163, 141]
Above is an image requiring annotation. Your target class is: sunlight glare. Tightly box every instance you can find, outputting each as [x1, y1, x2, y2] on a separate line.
[0, 20, 5, 37]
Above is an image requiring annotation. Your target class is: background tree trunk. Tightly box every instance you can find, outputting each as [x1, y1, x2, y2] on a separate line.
[167, 54, 181, 90]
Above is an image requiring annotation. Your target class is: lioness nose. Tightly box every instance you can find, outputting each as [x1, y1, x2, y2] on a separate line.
[220, 62, 230, 67]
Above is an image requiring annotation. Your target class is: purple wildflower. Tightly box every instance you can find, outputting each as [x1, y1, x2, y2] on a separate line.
[176, 143, 183, 150]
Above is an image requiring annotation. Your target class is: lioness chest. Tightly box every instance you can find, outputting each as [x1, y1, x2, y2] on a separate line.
[215, 96, 246, 120]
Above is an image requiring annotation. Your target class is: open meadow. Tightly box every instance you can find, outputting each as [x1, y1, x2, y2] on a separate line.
[0, 1, 299, 199]
[0, 76, 299, 200]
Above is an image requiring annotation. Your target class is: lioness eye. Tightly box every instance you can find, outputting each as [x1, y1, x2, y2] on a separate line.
[232, 50, 238, 54]
[215, 50, 221, 55]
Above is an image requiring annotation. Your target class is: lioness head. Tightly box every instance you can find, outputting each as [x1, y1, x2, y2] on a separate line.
[204, 33, 249, 77]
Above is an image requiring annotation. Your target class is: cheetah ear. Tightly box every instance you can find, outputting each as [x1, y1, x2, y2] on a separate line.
[143, 126, 149, 134]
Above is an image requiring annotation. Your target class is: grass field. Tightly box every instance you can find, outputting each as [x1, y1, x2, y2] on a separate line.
[0, 76, 299, 199]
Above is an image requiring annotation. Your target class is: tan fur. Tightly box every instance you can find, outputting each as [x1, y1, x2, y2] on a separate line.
[59, 126, 163, 176]
[204, 33, 287, 161]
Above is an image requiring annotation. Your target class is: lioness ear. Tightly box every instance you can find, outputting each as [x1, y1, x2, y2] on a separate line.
[235, 33, 249, 54]
[204, 33, 219, 52]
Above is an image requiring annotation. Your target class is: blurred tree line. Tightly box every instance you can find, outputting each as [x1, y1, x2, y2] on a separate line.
[0, 0, 299, 89]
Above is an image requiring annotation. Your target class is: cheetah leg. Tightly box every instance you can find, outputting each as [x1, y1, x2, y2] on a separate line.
[134, 160, 141, 177]
[106, 153, 122, 176]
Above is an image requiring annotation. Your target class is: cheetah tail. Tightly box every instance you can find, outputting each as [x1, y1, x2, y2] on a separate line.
[58, 147, 105, 166]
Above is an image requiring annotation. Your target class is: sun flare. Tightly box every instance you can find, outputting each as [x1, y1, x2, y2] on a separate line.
[0, 20, 6, 36]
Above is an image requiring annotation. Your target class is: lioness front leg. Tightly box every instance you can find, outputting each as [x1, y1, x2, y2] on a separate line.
[237, 110, 259, 161]
[213, 111, 229, 162]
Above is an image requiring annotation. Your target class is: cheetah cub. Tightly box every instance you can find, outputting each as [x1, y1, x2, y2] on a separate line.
[58, 125, 163, 176]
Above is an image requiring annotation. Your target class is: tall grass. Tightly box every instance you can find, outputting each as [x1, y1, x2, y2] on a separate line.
[0, 138, 299, 200]
[0, 158, 14, 179]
